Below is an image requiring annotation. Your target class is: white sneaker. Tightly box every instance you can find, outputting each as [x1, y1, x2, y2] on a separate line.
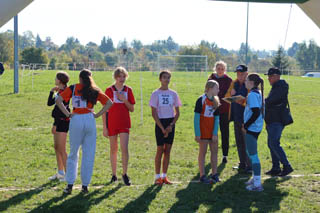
[245, 178, 254, 186]
[48, 173, 65, 181]
[59, 177, 66, 182]
[246, 184, 264, 192]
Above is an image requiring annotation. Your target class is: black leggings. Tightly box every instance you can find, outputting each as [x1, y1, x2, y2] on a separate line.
[219, 113, 230, 156]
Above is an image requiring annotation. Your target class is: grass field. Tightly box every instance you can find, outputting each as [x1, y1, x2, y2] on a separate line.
[0, 69, 320, 212]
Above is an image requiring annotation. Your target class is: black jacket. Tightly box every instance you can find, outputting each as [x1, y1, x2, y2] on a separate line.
[0, 62, 4, 75]
[47, 91, 70, 120]
[264, 79, 289, 124]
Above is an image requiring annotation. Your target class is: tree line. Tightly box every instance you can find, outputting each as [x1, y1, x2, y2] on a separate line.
[1, 30, 320, 74]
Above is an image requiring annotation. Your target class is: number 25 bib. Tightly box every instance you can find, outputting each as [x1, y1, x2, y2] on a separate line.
[158, 94, 173, 107]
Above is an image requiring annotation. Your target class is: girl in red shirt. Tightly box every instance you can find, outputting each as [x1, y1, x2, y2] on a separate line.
[102, 67, 135, 186]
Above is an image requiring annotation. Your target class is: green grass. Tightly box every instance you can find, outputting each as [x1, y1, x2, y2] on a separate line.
[0, 70, 319, 212]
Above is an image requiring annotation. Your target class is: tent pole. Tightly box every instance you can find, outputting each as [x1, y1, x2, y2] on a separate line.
[14, 15, 19, 94]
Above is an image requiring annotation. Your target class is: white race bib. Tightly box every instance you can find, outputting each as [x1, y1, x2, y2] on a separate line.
[113, 91, 128, 103]
[158, 94, 173, 107]
[72, 95, 87, 108]
[204, 105, 215, 117]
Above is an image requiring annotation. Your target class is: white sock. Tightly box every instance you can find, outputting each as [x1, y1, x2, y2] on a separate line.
[162, 173, 167, 178]
[223, 156, 227, 158]
[253, 176, 261, 187]
[155, 174, 161, 179]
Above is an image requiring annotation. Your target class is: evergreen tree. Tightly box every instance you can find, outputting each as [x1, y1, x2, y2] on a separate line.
[35, 34, 43, 48]
[272, 46, 290, 74]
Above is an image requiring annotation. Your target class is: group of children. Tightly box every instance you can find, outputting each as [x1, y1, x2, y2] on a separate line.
[47, 63, 265, 194]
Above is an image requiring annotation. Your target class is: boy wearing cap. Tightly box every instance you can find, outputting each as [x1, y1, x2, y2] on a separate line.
[264, 67, 293, 176]
[225, 65, 251, 173]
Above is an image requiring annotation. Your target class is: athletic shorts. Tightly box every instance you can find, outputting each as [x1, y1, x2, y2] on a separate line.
[155, 118, 175, 146]
[53, 118, 69, 133]
[108, 128, 130, 136]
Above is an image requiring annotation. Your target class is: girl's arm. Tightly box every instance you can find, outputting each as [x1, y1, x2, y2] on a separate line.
[151, 107, 166, 134]
[244, 108, 260, 130]
[47, 91, 55, 106]
[117, 92, 134, 112]
[194, 112, 201, 137]
[123, 99, 134, 112]
[212, 115, 220, 136]
[165, 107, 180, 133]
[194, 112, 202, 143]
[102, 112, 108, 137]
[48, 86, 59, 106]
[94, 100, 113, 118]
[56, 96, 71, 117]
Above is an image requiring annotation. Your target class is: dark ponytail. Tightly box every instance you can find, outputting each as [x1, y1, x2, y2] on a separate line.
[79, 69, 100, 105]
[248, 73, 264, 117]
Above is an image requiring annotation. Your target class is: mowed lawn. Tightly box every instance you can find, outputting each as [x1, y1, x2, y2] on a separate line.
[0, 69, 319, 213]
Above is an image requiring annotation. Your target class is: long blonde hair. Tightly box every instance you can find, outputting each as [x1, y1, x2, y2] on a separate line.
[205, 80, 220, 109]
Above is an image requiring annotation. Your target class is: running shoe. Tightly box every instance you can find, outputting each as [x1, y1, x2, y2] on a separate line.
[200, 175, 212, 184]
[222, 156, 228, 164]
[155, 177, 163, 185]
[63, 184, 73, 194]
[48, 173, 65, 181]
[209, 173, 220, 183]
[122, 174, 131, 186]
[162, 177, 173, 184]
[81, 185, 88, 194]
[246, 184, 264, 192]
[110, 175, 118, 183]
[245, 178, 254, 186]
[279, 165, 294, 177]
[265, 169, 281, 176]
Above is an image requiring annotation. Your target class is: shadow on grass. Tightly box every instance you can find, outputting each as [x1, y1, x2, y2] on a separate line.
[0, 92, 14, 97]
[168, 163, 290, 213]
[116, 184, 162, 213]
[0, 181, 59, 212]
[29, 182, 121, 213]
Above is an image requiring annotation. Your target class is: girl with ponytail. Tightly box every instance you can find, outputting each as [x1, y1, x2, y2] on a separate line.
[56, 69, 113, 194]
[242, 73, 264, 191]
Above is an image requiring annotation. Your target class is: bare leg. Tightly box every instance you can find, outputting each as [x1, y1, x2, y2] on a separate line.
[162, 144, 172, 174]
[109, 135, 118, 176]
[155, 146, 164, 175]
[119, 133, 129, 175]
[55, 132, 68, 172]
[198, 142, 208, 177]
[209, 140, 218, 175]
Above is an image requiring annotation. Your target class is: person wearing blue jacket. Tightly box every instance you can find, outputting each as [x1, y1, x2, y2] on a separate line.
[242, 73, 264, 191]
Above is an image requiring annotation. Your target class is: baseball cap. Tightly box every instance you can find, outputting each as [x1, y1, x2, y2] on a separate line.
[265, 67, 281, 75]
[234, 64, 248, 72]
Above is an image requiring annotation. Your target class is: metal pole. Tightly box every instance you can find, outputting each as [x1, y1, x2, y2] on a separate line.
[245, 2, 249, 65]
[14, 15, 19, 93]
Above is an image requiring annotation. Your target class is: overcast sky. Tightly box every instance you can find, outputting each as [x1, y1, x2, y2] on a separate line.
[1, 0, 320, 50]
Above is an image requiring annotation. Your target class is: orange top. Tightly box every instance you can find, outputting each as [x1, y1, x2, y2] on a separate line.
[60, 84, 110, 114]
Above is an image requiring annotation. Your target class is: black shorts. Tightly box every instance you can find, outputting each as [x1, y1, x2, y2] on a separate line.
[155, 118, 175, 146]
[53, 118, 70, 133]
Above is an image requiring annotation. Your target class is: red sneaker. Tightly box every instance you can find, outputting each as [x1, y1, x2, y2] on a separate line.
[162, 177, 173, 184]
[155, 178, 163, 185]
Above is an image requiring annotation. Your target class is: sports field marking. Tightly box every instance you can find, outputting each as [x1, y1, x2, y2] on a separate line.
[1, 174, 319, 192]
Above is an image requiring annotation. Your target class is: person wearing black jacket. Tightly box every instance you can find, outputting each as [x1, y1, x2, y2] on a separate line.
[0, 62, 4, 75]
[47, 71, 70, 181]
[264, 68, 293, 177]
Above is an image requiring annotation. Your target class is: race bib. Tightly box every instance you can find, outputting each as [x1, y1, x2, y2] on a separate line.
[158, 94, 173, 107]
[204, 105, 215, 117]
[72, 95, 87, 108]
[113, 91, 128, 103]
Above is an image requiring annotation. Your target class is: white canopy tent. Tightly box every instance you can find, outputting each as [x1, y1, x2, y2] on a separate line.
[0, 0, 319, 93]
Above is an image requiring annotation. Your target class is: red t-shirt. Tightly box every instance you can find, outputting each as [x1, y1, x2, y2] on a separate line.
[105, 85, 135, 129]
[60, 84, 110, 114]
